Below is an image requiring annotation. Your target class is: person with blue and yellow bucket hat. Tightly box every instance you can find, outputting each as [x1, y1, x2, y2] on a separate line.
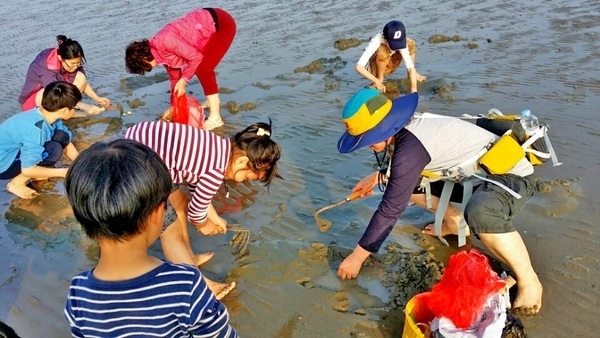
[336, 88, 543, 315]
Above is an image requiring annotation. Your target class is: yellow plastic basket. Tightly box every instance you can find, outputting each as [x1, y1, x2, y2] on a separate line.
[402, 294, 434, 338]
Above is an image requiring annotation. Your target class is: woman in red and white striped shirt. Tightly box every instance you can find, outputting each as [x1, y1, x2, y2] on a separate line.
[124, 120, 281, 298]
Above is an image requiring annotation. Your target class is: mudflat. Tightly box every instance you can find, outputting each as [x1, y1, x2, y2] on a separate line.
[0, 0, 598, 337]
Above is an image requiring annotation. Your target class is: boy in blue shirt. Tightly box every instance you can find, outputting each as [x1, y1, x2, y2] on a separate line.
[0, 81, 81, 199]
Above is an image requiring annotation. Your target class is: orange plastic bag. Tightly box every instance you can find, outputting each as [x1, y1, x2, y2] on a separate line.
[171, 93, 204, 129]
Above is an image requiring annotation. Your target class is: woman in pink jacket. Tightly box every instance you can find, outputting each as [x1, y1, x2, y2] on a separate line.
[125, 8, 236, 131]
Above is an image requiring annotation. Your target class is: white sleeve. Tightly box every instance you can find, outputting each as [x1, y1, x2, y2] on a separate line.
[399, 48, 415, 69]
[357, 33, 383, 67]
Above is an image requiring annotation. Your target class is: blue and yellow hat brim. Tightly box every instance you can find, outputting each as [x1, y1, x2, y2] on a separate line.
[337, 92, 419, 153]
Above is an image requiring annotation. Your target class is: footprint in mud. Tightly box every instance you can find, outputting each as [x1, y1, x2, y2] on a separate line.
[530, 178, 582, 216]
[331, 291, 351, 312]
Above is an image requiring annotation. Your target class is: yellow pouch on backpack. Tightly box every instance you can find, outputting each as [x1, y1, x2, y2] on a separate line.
[478, 134, 525, 174]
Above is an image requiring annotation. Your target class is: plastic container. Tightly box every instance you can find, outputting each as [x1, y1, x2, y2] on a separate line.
[520, 109, 539, 135]
[487, 108, 504, 117]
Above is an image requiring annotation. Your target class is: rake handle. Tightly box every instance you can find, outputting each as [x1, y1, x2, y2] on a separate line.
[347, 190, 363, 201]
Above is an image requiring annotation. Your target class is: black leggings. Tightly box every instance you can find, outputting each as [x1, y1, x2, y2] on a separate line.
[0, 130, 69, 180]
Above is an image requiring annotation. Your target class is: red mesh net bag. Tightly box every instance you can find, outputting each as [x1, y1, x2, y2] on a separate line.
[171, 93, 204, 129]
[418, 249, 506, 329]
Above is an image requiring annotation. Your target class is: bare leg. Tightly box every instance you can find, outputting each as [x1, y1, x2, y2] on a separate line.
[410, 194, 471, 236]
[408, 52, 427, 82]
[176, 207, 215, 266]
[73, 72, 104, 115]
[478, 232, 543, 314]
[73, 71, 91, 96]
[6, 174, 37, 199]
[161, 222, 195, 265]
[168, 189, 214, 265]
[160, 222, 235, 299]
[162, 189, 234, 299]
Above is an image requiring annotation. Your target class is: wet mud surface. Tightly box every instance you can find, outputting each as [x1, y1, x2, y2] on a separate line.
[0, 0, 599, 337]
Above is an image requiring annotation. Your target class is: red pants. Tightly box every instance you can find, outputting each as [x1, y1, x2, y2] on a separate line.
[195, 8, 236, 95]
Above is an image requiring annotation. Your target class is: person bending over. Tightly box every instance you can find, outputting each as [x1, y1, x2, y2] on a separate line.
[125, 8, 236, 130]
[356, 20, 426, 94]
[335, 88, 542, 315]
[124, 120, 282, 299]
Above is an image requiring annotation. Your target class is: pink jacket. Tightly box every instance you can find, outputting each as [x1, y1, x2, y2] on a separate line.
[149, 9, 216, 87]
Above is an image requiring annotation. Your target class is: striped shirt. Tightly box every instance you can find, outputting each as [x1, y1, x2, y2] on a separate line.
[124, 121, 231, 224]
[64, 262, 237, 337]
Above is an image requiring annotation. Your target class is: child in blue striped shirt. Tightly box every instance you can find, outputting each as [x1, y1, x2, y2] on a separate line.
[64, 139, 237, 338]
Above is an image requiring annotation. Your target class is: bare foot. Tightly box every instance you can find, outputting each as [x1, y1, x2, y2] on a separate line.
[194, 251, 215, 266]
[6, 182, 38, 199]
[416, 73, 427, 82]
[206, 279, 236, 300]
[512, 279, 543, 315]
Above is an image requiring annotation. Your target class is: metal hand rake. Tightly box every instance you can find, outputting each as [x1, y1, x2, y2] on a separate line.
[227, 224, 250, 255]
[314, 191, 362, 232]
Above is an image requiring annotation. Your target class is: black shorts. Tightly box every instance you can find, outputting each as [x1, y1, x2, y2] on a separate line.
[162, 184, 181, 232]
[413, 174, 537, 234]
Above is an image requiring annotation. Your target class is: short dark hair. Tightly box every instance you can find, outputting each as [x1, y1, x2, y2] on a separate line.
[66, 139, 172, 241]
[125, 40, 154, 75]
[41, 81, 82, 111]
[56, 35, 86, 64]
[232, 119, 282, 187]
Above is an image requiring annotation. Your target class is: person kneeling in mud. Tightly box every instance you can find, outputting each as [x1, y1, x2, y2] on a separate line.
[356, 20, 426, 94]
[64, 139, 237, 337]
[19, 35, 110, 116]
[0, 81, 81, 199]
[335, 88, 543, 315]
[124, 120, 282, 299]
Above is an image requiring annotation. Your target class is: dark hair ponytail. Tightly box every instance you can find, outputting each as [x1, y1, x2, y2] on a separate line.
[56, 35, 68, 45]
[233, 119, 282, 187]
[56, 34, 86, 64]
